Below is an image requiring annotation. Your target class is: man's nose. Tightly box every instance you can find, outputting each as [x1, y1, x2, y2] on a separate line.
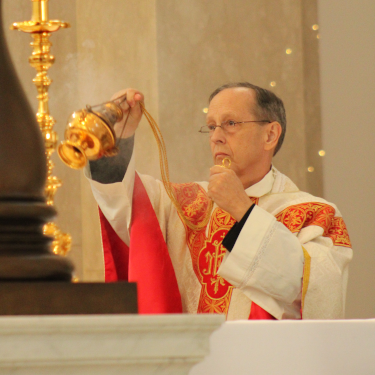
[210, 126, 226, 143]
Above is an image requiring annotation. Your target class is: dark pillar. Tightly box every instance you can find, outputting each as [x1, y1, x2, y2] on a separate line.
[0, 1, 73, 282]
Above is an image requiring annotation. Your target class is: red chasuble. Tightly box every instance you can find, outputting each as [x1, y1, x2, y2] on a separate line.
[99, 172, 274, 319]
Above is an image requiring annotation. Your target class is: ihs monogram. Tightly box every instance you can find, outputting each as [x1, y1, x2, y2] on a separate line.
[198, 220, 234, 305]
[202, 237, 226, 295]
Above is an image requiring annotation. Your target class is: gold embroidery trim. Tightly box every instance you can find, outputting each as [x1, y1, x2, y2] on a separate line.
[301, 246, 311, 315]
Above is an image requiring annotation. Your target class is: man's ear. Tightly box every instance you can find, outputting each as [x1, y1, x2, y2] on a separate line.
[264, 122, 282, 152]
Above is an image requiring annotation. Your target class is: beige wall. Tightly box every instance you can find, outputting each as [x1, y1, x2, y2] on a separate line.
[155, 0, 323, 195]
[318, 0, 375, 318]
[3, 1, 324, 286]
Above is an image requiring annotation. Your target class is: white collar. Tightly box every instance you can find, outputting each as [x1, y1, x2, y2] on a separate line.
[244, 168, 274, 197]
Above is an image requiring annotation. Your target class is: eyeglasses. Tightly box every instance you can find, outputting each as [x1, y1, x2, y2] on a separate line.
[199, 120, 271, 134]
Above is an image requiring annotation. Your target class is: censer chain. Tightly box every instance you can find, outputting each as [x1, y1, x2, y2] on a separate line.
[139, 102, 213, 231]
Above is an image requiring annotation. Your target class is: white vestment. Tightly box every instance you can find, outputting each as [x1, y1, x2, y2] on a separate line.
[87, 154, 353, 320]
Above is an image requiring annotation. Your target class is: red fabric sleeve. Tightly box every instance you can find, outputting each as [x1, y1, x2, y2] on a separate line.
[98, 172, 183, 314]
[99, 208, 129, 282]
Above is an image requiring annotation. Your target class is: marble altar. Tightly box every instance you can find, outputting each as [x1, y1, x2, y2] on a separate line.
[0, 314, 224, 375]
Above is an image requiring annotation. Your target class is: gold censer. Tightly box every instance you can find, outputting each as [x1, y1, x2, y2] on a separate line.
[11, 0, 71, 256]
[58, 100, 124, 169]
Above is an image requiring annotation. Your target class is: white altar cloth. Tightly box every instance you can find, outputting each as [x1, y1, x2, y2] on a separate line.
[191, 319, 375, 375]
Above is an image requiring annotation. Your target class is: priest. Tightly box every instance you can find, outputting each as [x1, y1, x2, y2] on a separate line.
[86, 82, 353, 320]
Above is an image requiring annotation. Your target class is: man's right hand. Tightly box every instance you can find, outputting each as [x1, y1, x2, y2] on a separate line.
[111, 88, 144, 139]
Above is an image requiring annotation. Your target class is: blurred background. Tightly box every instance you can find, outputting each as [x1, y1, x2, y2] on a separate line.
[3, 0, 374, 319]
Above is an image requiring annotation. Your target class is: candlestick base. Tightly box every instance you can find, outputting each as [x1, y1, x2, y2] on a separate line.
[0, 201, 73, 281]
[0, 282, 137, 315]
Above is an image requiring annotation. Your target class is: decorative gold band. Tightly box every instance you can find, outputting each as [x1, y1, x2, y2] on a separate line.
[301, 246, 311, 316]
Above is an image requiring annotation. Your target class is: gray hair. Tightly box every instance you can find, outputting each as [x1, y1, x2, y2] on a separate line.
[208, 82, 286, 155]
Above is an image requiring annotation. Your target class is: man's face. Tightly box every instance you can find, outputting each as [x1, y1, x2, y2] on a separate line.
[207, 88, 268, 180]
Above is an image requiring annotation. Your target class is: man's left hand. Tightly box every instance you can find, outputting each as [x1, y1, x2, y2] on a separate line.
[207, 165, 253, 222]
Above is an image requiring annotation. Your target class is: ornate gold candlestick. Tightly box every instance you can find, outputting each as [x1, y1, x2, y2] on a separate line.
[11, 0, 71, 256]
